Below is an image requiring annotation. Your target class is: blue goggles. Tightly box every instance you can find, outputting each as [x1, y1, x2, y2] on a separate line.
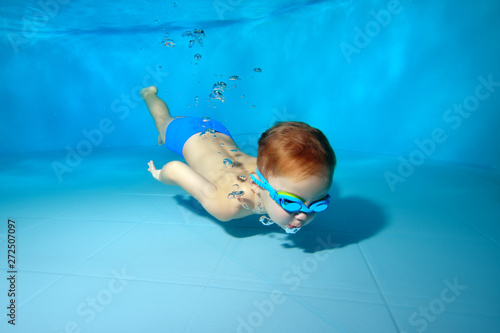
[250, 168, 330, 214]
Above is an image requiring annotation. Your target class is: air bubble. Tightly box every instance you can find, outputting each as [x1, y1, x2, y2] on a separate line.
[223, 158, 233, 168]
[285, 227, 301, 234]
[208, 82, 227, 102]
[238, 175, 247, 181]
[193, 29, 205, 38]
[229, 75, 241, 81]
[227, 190, 244, 199]
[208, 90, 224, 102]
[213, 82, 226, 90]
[259, 216, 274, 226]
[254, 68, 262, 72]
[199, 128, 215, 136]
[194, 54, 202, 60]
[202, 117, 211, 122]
[163, 39, 176, 47]
[188, 38, 203, 48]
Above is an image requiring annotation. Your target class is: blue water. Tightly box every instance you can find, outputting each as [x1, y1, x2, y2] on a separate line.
[1, 0, 499, 168]
[1, 1, 499, 332]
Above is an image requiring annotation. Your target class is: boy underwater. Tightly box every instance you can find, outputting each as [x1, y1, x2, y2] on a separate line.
[141, 86, 336, 234]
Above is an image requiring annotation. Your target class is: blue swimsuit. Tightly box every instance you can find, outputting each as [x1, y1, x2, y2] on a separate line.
[165, 116, 233, 157]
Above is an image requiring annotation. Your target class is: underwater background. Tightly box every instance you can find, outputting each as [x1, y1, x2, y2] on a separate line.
[1, 0, 499, 169]
[0, 1, 499, 332]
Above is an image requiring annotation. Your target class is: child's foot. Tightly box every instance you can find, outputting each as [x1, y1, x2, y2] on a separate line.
[140, 86, 158, 99]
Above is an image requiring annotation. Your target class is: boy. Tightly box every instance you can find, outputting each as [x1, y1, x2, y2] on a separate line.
[141, 86, 336, 234]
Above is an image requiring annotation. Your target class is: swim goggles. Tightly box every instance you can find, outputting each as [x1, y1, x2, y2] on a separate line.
[251, 167, 330, 214]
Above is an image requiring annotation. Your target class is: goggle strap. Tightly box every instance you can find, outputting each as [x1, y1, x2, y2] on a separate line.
[251, 168, 278, 199]
[276, 191, 306, 203]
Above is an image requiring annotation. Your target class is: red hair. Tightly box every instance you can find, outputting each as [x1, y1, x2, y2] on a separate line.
[257, 122, 336, 181]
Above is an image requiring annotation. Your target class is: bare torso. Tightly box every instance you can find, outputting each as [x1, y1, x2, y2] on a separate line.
[182, 132, 262, 220]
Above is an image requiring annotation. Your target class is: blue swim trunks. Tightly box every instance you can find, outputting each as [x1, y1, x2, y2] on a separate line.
[165, 116, 233, 157]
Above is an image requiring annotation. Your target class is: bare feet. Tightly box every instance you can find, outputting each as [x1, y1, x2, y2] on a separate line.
[140, 86, 158, 99]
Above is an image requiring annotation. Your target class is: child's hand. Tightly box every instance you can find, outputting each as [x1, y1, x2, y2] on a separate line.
[147, 160, 161, 180]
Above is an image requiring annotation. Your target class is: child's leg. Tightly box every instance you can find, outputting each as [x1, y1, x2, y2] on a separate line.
[140, 86, 174, 145]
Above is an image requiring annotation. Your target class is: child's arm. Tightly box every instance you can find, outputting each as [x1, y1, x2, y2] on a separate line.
[148, 161, 230, 220]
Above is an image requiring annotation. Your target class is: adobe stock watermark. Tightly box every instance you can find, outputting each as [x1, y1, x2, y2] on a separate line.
[340, 0, 404, 63]
[385, 73, 500, 192]
[400, 277, 467, 333]
[236, 235, 340, 333]
[7, 0, 71, 53]
[238, 105, 297, 156]
[57, 267, 135, 333]
[213, 0, 243, 20]
[51, 65, 169, 182]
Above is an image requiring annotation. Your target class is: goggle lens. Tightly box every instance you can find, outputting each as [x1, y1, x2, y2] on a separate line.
[280, 200, 303, 213]
[277, 194, 330, 213]
[311, 202, 328, 212]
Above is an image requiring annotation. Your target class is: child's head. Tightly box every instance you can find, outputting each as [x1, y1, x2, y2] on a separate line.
[257, 121, 336, 181]
[253, 121, 336, 231]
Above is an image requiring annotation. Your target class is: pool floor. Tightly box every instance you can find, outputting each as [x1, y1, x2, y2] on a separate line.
[0, 147, 499, 332]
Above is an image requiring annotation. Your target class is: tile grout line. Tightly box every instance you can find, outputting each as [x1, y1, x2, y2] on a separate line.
[182, 237, 236, 333]
[413, 189, 500, 249]
[179, 223, 356, 333]
[357, 243, 402, 333]
[16, 221, 141, 309]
